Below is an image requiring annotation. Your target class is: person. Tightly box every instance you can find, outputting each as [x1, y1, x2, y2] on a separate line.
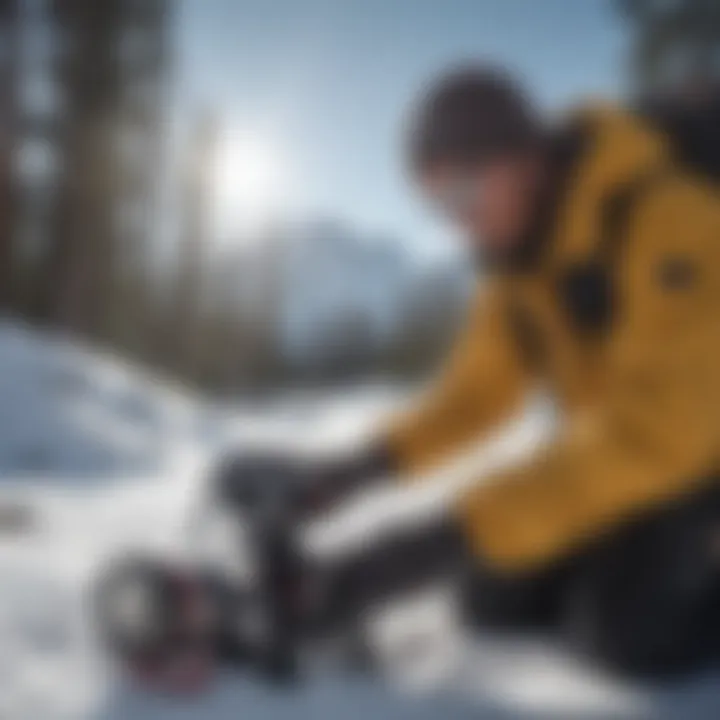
[99, 65, 720, 688]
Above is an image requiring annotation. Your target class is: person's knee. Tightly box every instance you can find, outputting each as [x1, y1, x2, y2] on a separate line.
[463, 561, 564, 631]
[563, 571, 720, 680]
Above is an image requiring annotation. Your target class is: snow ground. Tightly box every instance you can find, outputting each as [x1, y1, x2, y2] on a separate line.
[0, 322, 718, 719]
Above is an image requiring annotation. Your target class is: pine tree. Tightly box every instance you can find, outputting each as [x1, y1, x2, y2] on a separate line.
[618, 0, 720, 94]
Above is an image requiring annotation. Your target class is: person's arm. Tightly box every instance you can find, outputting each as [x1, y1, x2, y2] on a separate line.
[383, 280, 534, 476]
[216, 282, 533, 514]
[458, 178, 720, 573]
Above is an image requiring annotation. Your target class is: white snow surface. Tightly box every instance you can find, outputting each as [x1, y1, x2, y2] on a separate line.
[0, 321, 717, 719]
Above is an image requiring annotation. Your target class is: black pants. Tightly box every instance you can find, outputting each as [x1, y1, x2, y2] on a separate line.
[320, 481, 720, 680]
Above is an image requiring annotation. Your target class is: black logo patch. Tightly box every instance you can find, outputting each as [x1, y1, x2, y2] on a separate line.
[557, 261, 614, 335]
[658, 258, 696, 292]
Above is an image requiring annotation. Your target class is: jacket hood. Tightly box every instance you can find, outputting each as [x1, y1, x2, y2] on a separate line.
[549, 103, 671, 266]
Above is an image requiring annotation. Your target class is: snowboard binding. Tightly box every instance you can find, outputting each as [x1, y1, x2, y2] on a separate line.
[94, 555, 219, 694]
[95, 455, 308, 693]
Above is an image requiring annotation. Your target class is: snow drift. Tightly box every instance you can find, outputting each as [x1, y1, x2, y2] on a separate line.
[0, 322, 717, 720]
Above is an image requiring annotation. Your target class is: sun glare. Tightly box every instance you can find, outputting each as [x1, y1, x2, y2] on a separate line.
[214, 131, 287, 237]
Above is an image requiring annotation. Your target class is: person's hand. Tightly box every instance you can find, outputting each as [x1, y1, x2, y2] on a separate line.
[213, 451, 308, 518]
[213, 444, 395, 519]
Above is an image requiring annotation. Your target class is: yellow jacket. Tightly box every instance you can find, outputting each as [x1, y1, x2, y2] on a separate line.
[386, 105, 720, 573]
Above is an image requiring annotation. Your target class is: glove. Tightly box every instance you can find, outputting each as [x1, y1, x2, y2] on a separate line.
[213, 451, 306, 517]
[213, 443, 396, 519]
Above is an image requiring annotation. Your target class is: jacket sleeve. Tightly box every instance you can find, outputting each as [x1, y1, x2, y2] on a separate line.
[458, 179, 720, 572]
[384, 281, 533, 476]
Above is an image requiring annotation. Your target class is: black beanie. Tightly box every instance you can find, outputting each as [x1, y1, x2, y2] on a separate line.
[408, 65, 542, 173]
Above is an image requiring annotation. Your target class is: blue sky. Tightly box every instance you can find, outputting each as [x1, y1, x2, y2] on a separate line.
[177, 0, 627, 254]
